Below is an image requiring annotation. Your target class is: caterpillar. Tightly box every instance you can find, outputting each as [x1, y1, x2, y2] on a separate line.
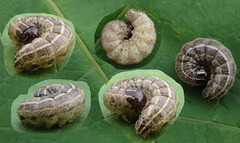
[8, 15, 74, 72]
[104, 77, 178, 138]
[100, 9, 157, 65]
[175, 38, 236, 100]
[17, 83, 86, 128]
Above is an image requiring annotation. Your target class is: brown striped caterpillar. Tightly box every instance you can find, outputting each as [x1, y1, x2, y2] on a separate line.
[8, 15, 74, 72]
[104, 77, 178, 138]
[175, 38, 236, 100]
[101, 9, 157, 65]
[17, 83, 86, 128]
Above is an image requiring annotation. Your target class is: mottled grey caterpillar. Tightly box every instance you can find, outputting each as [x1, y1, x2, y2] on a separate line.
[175, 38, 236, 100]
[104, 77, 178, 138]
[17, 83, 86, 128]
[8, 15, 74, 72]
[101, 9, 157, 65]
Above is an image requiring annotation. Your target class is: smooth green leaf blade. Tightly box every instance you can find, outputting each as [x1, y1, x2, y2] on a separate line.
[1, 0, 240, 143]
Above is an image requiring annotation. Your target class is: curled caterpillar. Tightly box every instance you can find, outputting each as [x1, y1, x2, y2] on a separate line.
[8, 15, 74, 72]
[17, 83, 86, 128]
[175, 38, 236, 100]
[104, 77, 178, 138]
[100, 9, 157, 65]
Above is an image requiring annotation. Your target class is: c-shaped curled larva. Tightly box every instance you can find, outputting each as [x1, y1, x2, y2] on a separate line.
[17, 83, 86, 128]
[101, 9, 157, 65]
[104, 77, 178, 138]
[8, 15, 74, 72]
[175, 38, 236, 100]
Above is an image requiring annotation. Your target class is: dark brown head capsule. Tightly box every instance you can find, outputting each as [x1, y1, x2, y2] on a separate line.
[195, 67, 210, 84]
[125, 87, 147, 120]
[16, 22, 40, 44]
[124, 22, 134, 40]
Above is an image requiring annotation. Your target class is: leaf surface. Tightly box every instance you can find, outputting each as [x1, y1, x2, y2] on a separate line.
[0, 0, 240, 143]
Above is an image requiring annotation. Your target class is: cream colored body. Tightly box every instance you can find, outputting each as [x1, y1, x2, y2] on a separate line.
[101, 9, 157, 65]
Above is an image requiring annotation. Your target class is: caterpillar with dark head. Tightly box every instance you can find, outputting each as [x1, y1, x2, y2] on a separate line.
[175, 38, 236, 100]
[8, 15, 74, 72]
[101, 9, 157, 65]
[104, 77, 178, 138]
[17, 83, 86, 128]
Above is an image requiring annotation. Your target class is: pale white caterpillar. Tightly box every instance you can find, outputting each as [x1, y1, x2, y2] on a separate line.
[17, 83, 86, 128]
[101, 9, 157, 65]
[104, 77, 178, 138]
[8, 15, 74, 72]
[175, 38, 236, 100]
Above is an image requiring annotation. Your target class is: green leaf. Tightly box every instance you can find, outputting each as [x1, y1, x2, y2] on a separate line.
[11, 79, 91, 133]
[0, 0, 240, 143]
[1, 13, 75, 79]
[98, 69, 184, 142]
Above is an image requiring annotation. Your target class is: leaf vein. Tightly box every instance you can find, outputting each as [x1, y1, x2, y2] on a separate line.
[179, 116, 240, 131]
[47, 0, 108, 83]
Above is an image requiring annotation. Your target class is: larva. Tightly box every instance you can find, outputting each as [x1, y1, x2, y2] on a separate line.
[175, 38, 236, 100]
[104, 77, 178, 138]
[100, 9, 157, 65]
[8, 15, 74, 72]
[17, 83, 86, 128]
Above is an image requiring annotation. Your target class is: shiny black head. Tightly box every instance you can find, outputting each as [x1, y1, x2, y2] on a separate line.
[16, 22, 40, 44]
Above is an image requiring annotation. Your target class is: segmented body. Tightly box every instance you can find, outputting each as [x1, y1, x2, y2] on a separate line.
[8, 15, 74, 72]
[104, 77, 178, 138]
[175, 38, 236, 100]
[17, 83, 86, 128]
[101, 9, 157, 65]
